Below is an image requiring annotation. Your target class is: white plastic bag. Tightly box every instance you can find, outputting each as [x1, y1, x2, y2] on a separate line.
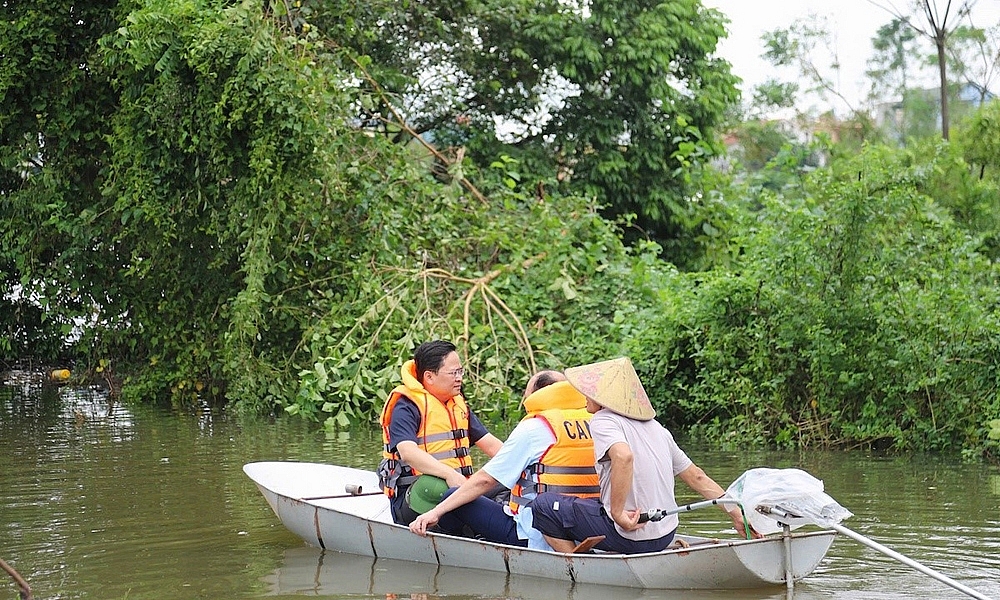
[726, 468, 853, 535]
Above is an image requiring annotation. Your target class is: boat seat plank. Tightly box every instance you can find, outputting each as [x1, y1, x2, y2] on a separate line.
[571, 536, 605, 553]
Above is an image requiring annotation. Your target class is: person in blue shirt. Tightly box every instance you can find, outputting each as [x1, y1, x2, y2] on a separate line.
[409, 370, 598, 550]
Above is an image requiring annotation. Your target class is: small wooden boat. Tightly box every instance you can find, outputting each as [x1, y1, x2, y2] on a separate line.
[244, 461, 837, 590]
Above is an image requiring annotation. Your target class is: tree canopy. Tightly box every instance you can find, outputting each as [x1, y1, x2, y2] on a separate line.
[3, 0, 1000, 459]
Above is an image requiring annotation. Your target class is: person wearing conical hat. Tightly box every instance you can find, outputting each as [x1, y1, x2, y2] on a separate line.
[531, 357, 759, 554]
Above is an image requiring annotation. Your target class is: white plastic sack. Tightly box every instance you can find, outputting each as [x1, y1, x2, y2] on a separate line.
[726, 467, 853, 535]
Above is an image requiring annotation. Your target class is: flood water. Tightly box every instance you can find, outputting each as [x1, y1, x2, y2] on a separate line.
[2, 376, 998, 600]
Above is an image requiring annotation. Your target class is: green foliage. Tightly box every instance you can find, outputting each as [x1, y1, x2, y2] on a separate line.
[95, 0, 363, 407]
[725, 120, 826, 191]
[3, 0, 665, 425]
[304, 0, 740, 267]
[749, 80, 800, 116]
[633, 145, 1000, 455]
[957, 99, 1000, 181]
[0, 0, 122, 364]
[2, 0, 739, 407]
[6, 0, 1000, 462]
[761, 16, 857, 116]
[907, 135, 1000, 260]
[293, 153, 665, 429]
[946, 24, 1000, 107]
[866, 18, 919, 103]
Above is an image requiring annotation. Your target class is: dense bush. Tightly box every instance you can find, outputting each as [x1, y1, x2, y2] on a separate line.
[630, 145, 1000, 457]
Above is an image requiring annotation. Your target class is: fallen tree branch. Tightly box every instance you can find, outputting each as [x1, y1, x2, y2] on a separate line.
[344, 52, 490, 205]
[1, 558, 33, 600]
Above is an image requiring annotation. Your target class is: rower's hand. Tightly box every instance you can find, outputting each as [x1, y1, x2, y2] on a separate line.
[409, 511, 439, 536]
[612, 508, 645, 532]
[730, 511, 763, 539]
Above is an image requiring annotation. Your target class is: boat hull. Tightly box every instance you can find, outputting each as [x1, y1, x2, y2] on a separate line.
[244, 461, 836, 590]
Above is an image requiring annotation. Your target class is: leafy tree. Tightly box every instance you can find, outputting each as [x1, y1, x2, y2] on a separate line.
[868, 0, 976, 139]
[948, 101, 1000, 257]
[946, 24, 1000, 104]
[728, 121, 797, 172]
[958, 98, 1000, 179]
[1, 0, 678, 425]
[761, 15, 861, 117]
[748, 80, 800, 117]
[758, 15, 885, 155]
[866, 18, 923, 143]
[867, 18, 920, 101]
[303, 0, 741, 266]
[0, 0, 122, 363]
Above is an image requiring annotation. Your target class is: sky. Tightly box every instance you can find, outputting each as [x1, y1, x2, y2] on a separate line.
[702, 0, 1000, 114]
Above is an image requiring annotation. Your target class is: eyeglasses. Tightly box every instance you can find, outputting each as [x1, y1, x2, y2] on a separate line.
[439, 368, 464, 379]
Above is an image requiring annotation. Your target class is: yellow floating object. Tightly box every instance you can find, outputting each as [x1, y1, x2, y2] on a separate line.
[50, 369, 71, 381]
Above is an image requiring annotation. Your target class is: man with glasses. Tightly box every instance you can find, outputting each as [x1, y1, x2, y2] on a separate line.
[379, 340, 503, 526]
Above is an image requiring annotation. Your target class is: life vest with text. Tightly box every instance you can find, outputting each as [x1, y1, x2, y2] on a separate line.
[509, 381, 599, 513]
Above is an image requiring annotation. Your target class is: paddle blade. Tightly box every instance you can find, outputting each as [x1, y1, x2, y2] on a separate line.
[726, 468, 853, 535]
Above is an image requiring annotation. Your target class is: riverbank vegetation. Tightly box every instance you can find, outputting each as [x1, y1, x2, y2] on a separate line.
[3, 0, 999, 459]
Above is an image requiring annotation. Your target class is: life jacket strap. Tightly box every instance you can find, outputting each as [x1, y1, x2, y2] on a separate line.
[420, 428, 468, 444]
[536, 483, 601, 495]
[428, 446, 470, 461]
[510, 494, 533, 507]
[532, 464, 597, 475]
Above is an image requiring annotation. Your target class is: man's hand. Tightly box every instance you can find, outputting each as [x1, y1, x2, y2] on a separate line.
[409, 510, 440, 536]
[729, 510, 763, 539]
[442, 470, 466, 488]
[612, 507, 645, 532]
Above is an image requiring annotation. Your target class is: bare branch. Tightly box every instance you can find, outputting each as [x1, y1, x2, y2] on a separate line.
[343, 51, 491, 205]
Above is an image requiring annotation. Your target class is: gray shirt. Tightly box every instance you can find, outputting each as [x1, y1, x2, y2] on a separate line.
[591, 409, 693, 540]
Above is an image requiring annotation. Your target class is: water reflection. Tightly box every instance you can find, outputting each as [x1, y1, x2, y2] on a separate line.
[264, 545, 836, 600]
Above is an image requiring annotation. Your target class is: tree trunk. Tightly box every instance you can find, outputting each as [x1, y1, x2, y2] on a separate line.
[936, 36, 949, 140]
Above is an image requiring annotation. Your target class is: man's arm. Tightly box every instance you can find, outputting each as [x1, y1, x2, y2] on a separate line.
[474, 433, 503, 457]
[409, 470, 499, 535]
[607, 441, 642, 532]
[396, 441, 468, 488]
[678, 464, 761, 538]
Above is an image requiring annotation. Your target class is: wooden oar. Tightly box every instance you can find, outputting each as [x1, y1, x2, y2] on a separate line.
[760, 505, 995, 600]
[0, 557, 32, 600]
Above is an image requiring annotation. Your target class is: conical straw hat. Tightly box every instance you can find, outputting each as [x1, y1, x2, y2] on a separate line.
[564, 357, 655, 421]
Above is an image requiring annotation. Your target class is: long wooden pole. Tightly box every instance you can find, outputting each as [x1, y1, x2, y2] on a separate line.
[830, 523, 994, 600]
[760, 505, 994, 600]
[0, 558, 33, 600]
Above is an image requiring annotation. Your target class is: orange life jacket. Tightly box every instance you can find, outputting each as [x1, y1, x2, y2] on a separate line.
[378, 360, 473, 497]
[509, 381, 600, 513]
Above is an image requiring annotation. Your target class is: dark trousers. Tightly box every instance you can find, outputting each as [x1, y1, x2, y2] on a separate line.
[389, 486, 420, 526]
[435, 487, 527, 547]
[531, 492, 675, 554]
